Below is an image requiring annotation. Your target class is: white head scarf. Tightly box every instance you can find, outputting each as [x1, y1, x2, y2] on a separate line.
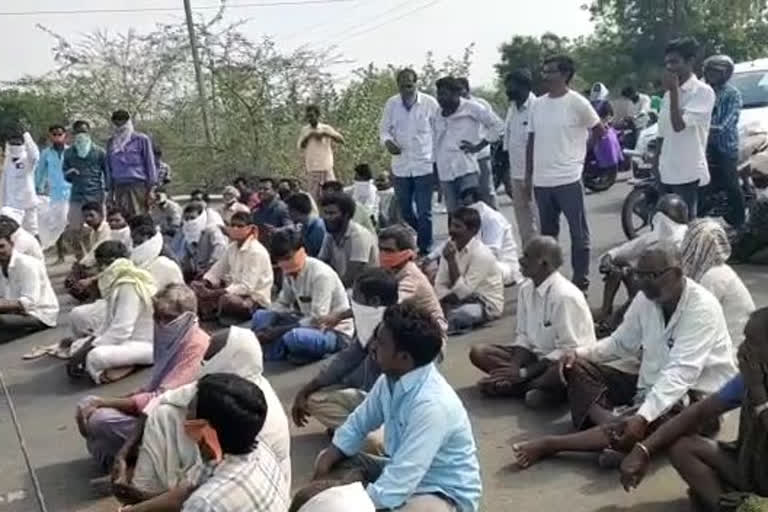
[111, 119, 135, 153]
[297, 483, 375, 512]
[590, 82, 610, 102]
[182, 210, 207, 244]
[131, 232, 164, 268]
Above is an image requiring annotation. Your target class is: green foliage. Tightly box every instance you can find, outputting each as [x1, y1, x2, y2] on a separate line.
[0, 87, 69, 145]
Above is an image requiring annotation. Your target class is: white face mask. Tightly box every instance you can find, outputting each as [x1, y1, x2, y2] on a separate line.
[131, 231, 163, 268]
[182, 212, 207, 244]
[351, 299, 386, 348]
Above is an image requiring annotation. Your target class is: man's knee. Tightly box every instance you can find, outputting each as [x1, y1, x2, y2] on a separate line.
[667, 435, 700, 468]
[469, 345, 491, 370]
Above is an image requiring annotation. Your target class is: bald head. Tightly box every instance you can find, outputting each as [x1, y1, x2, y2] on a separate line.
[637, 244, 682, 272]
[636, 244, 684, 303]
[656, 194, 689, 224]
[520, 236, 563, 283]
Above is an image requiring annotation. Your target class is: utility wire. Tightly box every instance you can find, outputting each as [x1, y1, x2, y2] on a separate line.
[308, 0, 421, 47]
[0, 0, 353, 17]
[327, 0, 444, 45]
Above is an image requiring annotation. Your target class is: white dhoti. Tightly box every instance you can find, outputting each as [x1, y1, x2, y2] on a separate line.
[37, 197, 70, 249]
[1, 206, 39, 236]
[85, 342, 153, 383]
[70, 300, 107, 337]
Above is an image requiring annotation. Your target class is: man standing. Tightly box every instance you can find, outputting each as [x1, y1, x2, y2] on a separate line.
[703, 54, 744, 228]
[458, 77, 500, 209]
[504, 69, 539, 247]
[63, 120, 109, 260]
[379, 68, 438, 255]
[2, 130, 40, 237]
[106, 109, 156, 217]
[35, 124, 72, 261]
[656, 37, 716, 217]
[433, 76, 504, 215]
[298, 105, 344, 200]
[526, 55, 603, 291]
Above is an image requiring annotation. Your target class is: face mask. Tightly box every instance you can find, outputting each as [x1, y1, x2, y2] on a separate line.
[380, 249, 415, 270]
[131, 232, 163, 268]
[183, 419, 223, 462]
[226, 225, 256, 242]
[351, 299, 386, 348]
[277, 247, 307, 275]
[182, 213, 207, 244]
[74, 133, 92, 158]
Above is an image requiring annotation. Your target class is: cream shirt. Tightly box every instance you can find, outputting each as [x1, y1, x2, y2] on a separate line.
[513, 271, 595, 360]
[470, 201, 522, 282]
[11, 227, 44, 261]
[204, 236, 274, 307]
[298, 122, 343, 172]
[699, 264, 755, 350]
[576, 279, 737, 422]
[0, 250, 59, 326]
[435, 236, 504, 319]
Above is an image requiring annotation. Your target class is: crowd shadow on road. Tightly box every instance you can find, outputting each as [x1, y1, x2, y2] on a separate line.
[35, 457, 111, 512]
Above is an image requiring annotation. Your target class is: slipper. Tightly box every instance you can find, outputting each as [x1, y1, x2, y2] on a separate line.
[100, 366, 136, 384]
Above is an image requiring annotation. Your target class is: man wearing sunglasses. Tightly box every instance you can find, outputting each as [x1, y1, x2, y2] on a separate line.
[512, 244, 737, 471]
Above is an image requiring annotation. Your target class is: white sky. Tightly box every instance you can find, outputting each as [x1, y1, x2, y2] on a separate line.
[0, 0, 593, 87]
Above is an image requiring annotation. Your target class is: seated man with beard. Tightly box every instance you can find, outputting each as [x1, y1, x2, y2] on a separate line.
[191, 212, 273, 325]
[172, 202, 227, 282]
[65, 201, 112, 302]
[111, 327, 290, 505]
[512, 245, 737, 470]
[252, 228, 353, 364]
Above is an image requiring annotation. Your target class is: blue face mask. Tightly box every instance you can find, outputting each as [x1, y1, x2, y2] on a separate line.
[74, 133, 92, 158]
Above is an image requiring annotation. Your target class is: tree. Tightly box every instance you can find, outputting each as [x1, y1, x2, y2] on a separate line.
[495, 33, 571, 93]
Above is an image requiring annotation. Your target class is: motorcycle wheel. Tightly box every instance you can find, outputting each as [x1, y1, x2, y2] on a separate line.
[584, 167, 618, 193]
[622, 186, 655, 239]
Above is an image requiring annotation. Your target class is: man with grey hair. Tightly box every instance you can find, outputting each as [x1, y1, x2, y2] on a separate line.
[470, 236, 594, 408]
[512, 244, 737, 470]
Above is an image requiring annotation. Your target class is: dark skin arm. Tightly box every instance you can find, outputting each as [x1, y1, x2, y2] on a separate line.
[443, 241, 461, 288]
[619, 394, 730, 491]
[0, 299, 25, 314]
[112, 417, 154, 505]
[524, 133, 534, 199]
[662, 71, 686, 132]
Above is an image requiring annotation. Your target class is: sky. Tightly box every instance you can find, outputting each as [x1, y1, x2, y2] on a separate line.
[0, 0, 594, 88]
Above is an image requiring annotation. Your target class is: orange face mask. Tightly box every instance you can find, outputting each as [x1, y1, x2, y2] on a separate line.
[226, 225, 257, 242]
[379, 249, 415, 269]
[278, 247, 307, 275]
[184, 419, 223, 462]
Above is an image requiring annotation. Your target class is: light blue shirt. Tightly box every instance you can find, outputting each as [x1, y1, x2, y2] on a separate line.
[35, 146, 71, 202]
[333, 363, 482, 512]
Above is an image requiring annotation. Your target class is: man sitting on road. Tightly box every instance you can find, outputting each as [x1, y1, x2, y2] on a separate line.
[291, 267, 399, 435]
[512, 245, 737, 470]
[318, 192, 379, 289]
[470, 236, 595, 407]
[0, 225, 59, 343]
[219, 185, 250, 226]
[595, 193, 689, 334]
[191, 212, 273, 325]
[252, 228, 353, 364]
[151, 188, 183, 240]
[619, 308, 768, 512]
[460, 186, 523, 286]
[320, 181, 376, 234]
[0, 213, 44, 261]
[312, 301, 482, 512]
[286, 192, 327, 257]
[173, 202, 227, 282]
[435, 207, 504, 333]
[65, 201, 112, 302]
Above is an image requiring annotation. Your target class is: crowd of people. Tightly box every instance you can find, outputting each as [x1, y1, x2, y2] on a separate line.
[0, 33, 767, 512]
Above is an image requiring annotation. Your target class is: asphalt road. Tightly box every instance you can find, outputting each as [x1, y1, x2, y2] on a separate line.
[0, 177, 765, 512]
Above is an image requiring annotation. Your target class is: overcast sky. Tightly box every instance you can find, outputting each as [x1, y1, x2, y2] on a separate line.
[0, 0, 593, 87]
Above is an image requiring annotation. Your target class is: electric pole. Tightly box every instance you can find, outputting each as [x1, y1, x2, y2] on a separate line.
[183, 0, 214, 148]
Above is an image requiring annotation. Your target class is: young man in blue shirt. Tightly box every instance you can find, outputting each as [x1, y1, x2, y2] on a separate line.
[312, 301, 482, 512]
[286, 192, 326, 257]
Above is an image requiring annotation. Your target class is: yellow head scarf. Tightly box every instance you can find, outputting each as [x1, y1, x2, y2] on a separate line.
[97, 257, 157, 304]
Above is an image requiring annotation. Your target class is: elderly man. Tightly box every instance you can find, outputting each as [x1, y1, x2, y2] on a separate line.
[379, 68, 439, 254]
[172, 202, 227, 282]
[470, 236, 595, 407]
[219, 185, 250, 225]
[512, 245, 737, 470]
[106, 110, 156, 216]
[435, 207, 504, 333]
[151, 188, 183, 239]
[191, 212, 273, 325]
[433, 76, 504, 214]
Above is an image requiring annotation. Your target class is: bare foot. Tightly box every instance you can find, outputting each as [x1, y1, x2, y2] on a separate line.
[512, 438, 555, 469]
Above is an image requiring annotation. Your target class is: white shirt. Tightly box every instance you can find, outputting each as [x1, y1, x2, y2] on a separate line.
[2, 133, 40, 210]
[379, 92, 439, 178]
[204, 236, 274, 307]
[699, 264, 755, 350]
[432, 98, 504, 182]
[274, 257, 354, 337]
[658, 76, 715, 185]
[0, 251, 58, 326]
[528, 90, 600, 187]
[435, 236, 505, 319]
[605, 214, 688, 263]
[576, 279, 737, 422]
[298, 122, 342, 172]
[147, 256, 184, 291]
[347, 181, 380, 220]
[80, 221, 112, 266]
[513, 272, 595, 360]
[504, 93, 535, 179]
[468, 96, 497, 160]
[11, 227, 44, 261]
[469, 201, 521, 281]
[92, 283, 154, 347]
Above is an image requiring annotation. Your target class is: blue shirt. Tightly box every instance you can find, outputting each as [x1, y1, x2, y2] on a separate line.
[716, 373, 745, 410]
[303, 216, 326, 257]
[35, 146, 72, 202]
[333, 363, 482, 512]
[709, 83, 742, 157]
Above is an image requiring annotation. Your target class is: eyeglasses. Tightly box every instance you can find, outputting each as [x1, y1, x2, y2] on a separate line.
[633, 267, 675, 281]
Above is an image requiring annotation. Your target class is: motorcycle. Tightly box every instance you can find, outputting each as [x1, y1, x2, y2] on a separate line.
[583, 118, 637, 193]
[621, 131, 768, 240]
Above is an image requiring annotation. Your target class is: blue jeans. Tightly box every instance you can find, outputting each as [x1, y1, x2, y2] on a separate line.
[440, 172, 480, 213]
[534, 180, 591, 289]
[393, 174, 434, 254]
[251, 309, 343, 362]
